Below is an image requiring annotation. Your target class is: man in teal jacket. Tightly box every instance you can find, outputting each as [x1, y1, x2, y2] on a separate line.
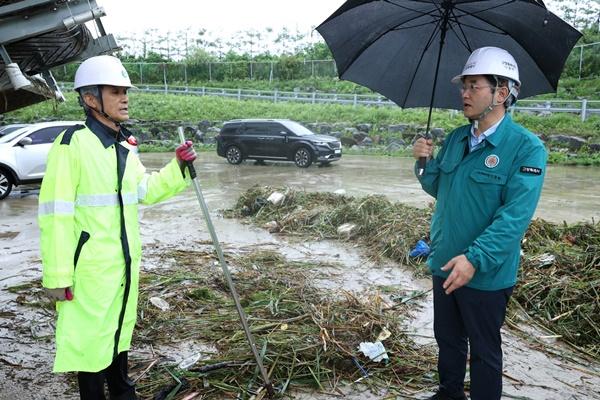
[413, 47, 547, 400]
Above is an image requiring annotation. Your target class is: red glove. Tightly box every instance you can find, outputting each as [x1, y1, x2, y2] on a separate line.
[175, 140, 197, 162]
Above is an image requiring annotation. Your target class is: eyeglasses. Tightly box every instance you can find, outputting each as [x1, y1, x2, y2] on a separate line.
[460, 83, 495, 94]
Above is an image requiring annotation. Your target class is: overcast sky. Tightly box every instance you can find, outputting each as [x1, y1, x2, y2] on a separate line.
[98, 0, 347, 38]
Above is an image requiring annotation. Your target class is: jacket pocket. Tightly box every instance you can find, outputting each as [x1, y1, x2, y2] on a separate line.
[470, 169, 507, 185]
[73, 231, 90, 270]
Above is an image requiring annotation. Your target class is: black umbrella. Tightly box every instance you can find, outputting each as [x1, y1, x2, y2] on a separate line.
[316, 0, 581, 172]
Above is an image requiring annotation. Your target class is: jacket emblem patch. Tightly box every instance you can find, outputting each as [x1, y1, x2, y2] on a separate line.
[484, 154, 500, 169]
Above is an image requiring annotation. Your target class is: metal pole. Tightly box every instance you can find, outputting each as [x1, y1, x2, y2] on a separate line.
[579, 45, 583, 80]
[176, 128, 274, 397]
[163, 63, 167, 94]
[184, 64, 188, 89]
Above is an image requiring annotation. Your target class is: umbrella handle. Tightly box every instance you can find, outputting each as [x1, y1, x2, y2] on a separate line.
[416, 131, 432, 177]
[417, 157, 427, 177]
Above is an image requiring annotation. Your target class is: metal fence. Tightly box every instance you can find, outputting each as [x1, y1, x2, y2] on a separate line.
[52, 60, 340, 84]
[58, 82, 600, 121]
[568, 41, 600, 80]
[51, 44, 600, 84]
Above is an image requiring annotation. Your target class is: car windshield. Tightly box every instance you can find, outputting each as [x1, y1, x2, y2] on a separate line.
[0, 125, 26, 137]
[282, 121, 315, 136]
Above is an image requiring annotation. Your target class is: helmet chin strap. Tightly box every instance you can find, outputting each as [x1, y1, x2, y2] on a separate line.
[471, 102, 495, 131]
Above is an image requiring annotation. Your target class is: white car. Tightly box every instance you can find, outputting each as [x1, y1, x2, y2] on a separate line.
[0, 121, 83, 200]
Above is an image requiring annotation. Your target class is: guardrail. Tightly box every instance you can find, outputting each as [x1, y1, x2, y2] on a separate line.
[59, 83, 600, 122]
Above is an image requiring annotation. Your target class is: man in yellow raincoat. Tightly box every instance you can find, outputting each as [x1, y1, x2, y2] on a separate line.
[39, 55, 197, 399]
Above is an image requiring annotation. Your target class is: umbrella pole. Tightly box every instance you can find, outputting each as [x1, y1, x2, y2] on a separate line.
[176, 127, 275, 397]
[418, 6, 451, 176]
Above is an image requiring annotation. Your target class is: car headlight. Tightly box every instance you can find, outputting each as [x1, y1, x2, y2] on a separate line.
[315, 141, 329, 146]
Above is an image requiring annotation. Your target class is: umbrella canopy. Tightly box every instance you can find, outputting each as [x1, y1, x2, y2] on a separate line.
[316, 0, 582, 111]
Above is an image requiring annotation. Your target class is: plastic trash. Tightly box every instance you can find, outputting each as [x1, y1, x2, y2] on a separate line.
[376, 327, 392, 342]
[178, 353, 201, 370]
[267, 192, 285, 206]
[149, 296, 170, 311]
[409, 239, 430, 258]
[337, 223, 357, 237]
[358, 341, 389, 362]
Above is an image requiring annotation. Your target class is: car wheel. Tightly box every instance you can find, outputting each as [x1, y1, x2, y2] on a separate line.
[294, 147, 313, 168]
[0, 169, 13, 200]
[226, 146, 243, 165]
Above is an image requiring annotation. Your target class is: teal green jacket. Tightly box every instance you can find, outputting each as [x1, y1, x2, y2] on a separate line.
[416, 115, 547, 290]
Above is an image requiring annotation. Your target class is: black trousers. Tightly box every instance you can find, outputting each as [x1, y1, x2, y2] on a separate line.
[77, 352, 137, 400]
[432, 275, 513, 400]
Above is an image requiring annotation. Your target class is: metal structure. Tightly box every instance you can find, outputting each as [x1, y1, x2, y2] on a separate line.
[0, 0, 120, 113]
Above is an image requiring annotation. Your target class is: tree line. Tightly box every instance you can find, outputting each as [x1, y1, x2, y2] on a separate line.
[107, 0, 600, 82]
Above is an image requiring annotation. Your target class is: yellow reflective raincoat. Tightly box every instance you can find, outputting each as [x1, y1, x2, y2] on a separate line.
[39, 117, 189, 372]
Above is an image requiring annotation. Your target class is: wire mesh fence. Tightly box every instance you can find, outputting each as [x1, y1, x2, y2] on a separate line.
[52, 60, 340, 85]
[51, 44, 600, 86]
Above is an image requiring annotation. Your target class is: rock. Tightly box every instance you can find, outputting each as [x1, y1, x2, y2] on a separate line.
[402, 131, 418, 141]
[345, 127, 360, 136]
[360, 137, 373, 146]
[262, 221, 279, 233]
[137, 131, 150, 141]
[195, 130, 205, 142]
[337, 223, 357, 237]
[341, 137, 358, 147]
[548, 135, 586, 151]
[589, 143, 600, 153]
[318, 124, 332, 134]
[334, 189, 346, 195]
[356, 123, 372, 133]
[203, 136, 216, 145]
[329, 131, 343, 138]
[388, 124, 410, 133]
[159, 131, 172, 141]
[267, 192, 285, 206]
[430, 128, 445, 140]
[385, 141, 404, 152]
[197, 120, 211, 130]
[352, 132, 367, 142]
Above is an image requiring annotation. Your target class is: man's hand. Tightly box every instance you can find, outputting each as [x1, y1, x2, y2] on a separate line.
[413, 137, 433, 160]
[441, 255, 475, 294]
[175, 141, 197, 163]
[45, 287, 73, 301]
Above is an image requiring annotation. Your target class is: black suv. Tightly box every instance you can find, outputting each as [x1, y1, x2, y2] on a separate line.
[216, 119, 342, 168]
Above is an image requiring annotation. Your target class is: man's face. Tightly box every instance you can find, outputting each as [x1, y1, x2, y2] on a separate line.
[99, 85, 129, 122]
[460, 75, 496, 120]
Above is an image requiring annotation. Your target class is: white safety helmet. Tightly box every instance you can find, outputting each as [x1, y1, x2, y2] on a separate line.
[451, 46, 520, 86]
[74, 55, 134, 90]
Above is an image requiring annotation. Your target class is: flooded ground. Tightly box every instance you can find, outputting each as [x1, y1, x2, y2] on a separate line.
[1, 153, 599, 399]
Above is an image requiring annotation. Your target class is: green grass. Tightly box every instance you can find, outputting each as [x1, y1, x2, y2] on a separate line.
[7, 91, 599, 138]
[6, 90, 600, 166]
